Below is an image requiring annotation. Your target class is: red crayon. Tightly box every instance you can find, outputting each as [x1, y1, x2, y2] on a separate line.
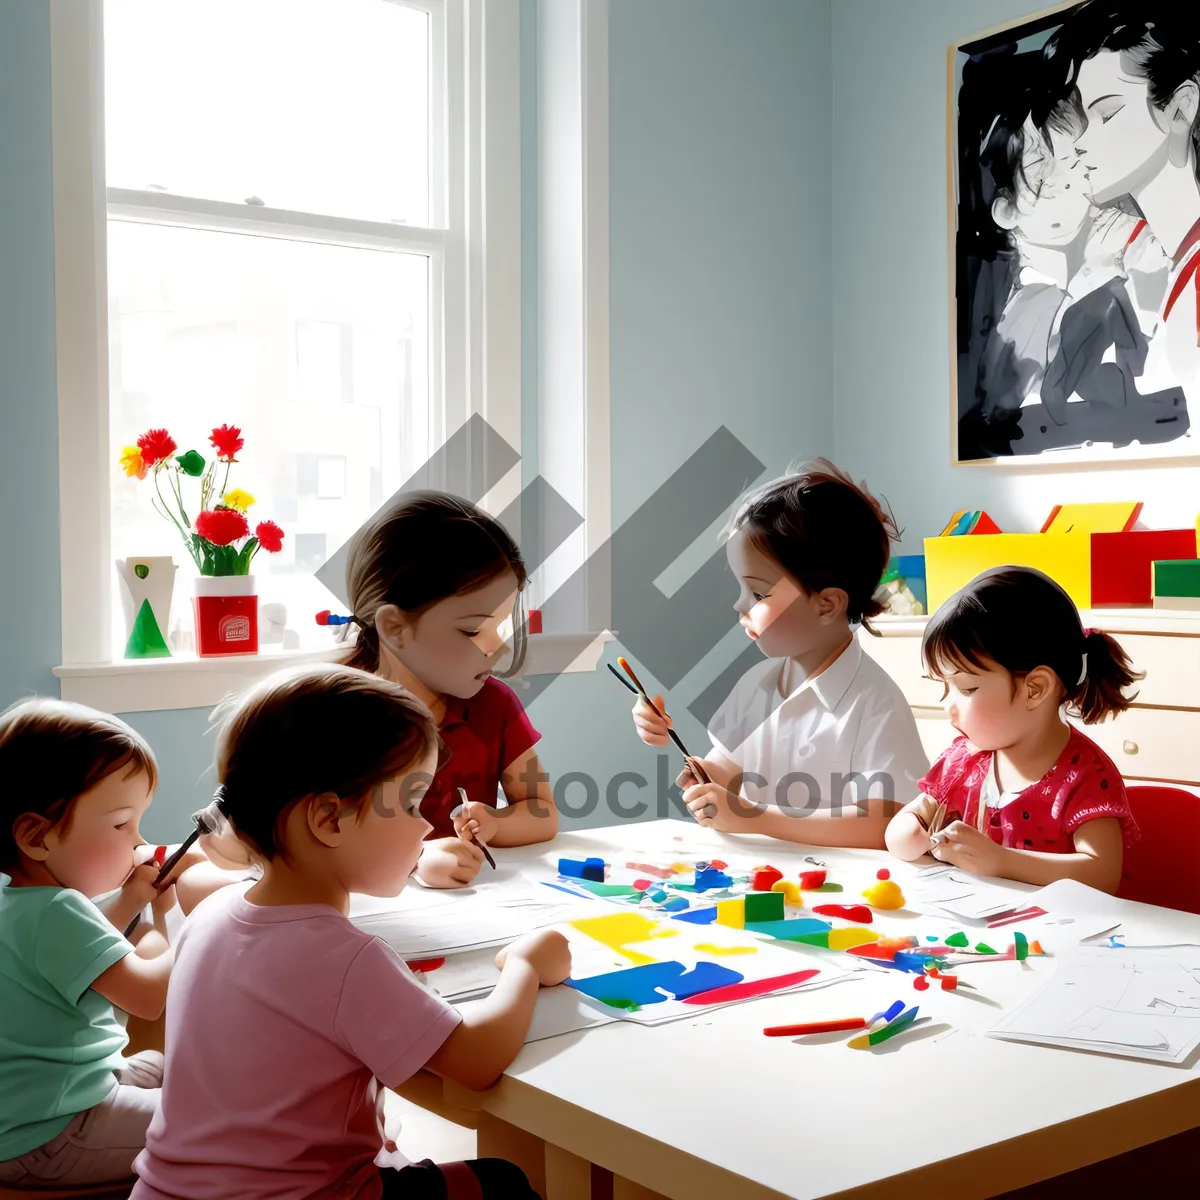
[762, 1017, 868, 1037]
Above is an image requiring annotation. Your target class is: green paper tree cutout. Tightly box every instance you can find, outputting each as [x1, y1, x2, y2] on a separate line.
[125, 598, 171, 659]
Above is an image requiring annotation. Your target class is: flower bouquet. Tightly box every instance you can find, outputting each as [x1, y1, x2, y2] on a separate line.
[120, 425, 285, 656]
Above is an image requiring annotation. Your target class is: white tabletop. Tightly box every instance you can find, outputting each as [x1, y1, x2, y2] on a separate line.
[449, 820, 1200, 1200]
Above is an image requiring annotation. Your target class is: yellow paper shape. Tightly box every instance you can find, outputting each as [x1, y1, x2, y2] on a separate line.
[1041, 502, 1140, 535]
[695, 942, 757, 956]
[716, 898, 745, 929]
[827, 928, 881, 951]
[568, 912, 677, 965]
[861, 880, 906, 910]
[771, 880, 803, 907]
[924, 532, 1091, 611]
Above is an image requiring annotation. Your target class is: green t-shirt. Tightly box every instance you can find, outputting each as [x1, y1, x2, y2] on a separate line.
[0, 876, 134, 1160]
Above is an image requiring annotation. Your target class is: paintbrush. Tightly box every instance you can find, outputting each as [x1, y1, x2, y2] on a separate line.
[455, 787, 497, 870]
[611, 657, 710, 784]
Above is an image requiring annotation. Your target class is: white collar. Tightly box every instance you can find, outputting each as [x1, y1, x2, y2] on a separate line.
[780, 636, 862, 712]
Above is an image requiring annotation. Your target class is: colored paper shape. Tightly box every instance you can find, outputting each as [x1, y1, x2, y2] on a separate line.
[660, 897, 689, 912]
[744, 891, 785, 922]
[693, 868, 733, 892]
[681, 968, 821, 1006]
[862, 880, 905, 910]
[745, 918, 832, 941]
[125, 599, 171, 659]
[672, 907, 718, 925]
[751, 866, 784, 891]
[945, 931, 969, 948]
[814, 882, 843, 893]
[924, 531, 1091, 610]
[559, 856, 607, 882]
[940, 509, 1002, 537]
[798, 870, 826, 889]
[1014, 931, 1029, 962]
[570, 880, 642, 898]
[974, 942, 997, 955]
[694, 942, 758, 956]
[568, 960, 743, 1008]
[1041, 502, 1141, 535]
[1091, 528, 1197, 606]
[771, 880, 803, 906]
[1153, 559, 1200, 599]
[569, 912, 677, 965]
[813, 904, 873, 924]
[716, 898, 745, 929]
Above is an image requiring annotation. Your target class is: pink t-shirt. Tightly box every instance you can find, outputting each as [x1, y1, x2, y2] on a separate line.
[919, 727, 1139, 852]
[131, 884, 461, 1200]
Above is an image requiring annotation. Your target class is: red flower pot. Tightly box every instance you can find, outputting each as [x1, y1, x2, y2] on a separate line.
[193, 575, 258, 657]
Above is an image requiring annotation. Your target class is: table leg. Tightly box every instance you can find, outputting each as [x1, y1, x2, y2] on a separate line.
[545, 1143, 594, 1199]
[477, 1111, 548, 1197]
[612, 1180, 669, 1200]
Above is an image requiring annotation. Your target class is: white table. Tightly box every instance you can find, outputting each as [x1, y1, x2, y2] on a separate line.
[397, 820, 1200, 1199]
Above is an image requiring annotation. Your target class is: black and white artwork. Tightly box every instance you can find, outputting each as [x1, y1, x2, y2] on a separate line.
[953, 3, 1200, 463]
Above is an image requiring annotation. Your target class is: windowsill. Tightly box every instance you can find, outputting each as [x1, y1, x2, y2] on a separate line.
[54, 632, 614, 714]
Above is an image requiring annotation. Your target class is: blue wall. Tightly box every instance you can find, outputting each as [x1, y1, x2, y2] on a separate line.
[830, 0, 1200, 546]
[0, 0, 834, 839]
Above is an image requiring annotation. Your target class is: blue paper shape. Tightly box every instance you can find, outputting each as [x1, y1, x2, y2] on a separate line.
[744, 918, 832, 940]
[660, 897, 689, 912]
[567, 960, 743, 1008]
[672, 907, 718, 924]
[693, 868, 734, 892]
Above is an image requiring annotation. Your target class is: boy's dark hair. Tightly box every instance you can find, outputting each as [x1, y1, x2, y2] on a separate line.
[922, 566, 1142, 723]
[344, 490, 528, 677]
[213, 664, 440, 860]
[729, 459, 900, 634]
[0, 698, 158, 871]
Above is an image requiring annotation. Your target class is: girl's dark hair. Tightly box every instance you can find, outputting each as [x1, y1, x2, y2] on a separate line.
[213, 663, 440, 861]
[343, 490, 528, 677]
[0, 698, 158, 872]
[729, 459, 899, 635]
[1038, 5, 1200, 167]
[922, 567, 1142, 723]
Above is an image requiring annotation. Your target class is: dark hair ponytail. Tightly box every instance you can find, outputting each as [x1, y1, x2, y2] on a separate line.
[343, 491, 528, 677]
[922, 566, 1142, 723]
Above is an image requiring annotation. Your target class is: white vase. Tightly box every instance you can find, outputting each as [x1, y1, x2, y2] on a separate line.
[117, 557, 177, 659]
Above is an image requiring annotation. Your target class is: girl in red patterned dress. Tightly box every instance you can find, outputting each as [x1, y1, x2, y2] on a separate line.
[886, 567, 1141, 893]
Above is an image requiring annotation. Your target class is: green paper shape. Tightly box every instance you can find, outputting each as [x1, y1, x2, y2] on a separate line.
[570, 879, 641, 898]
[868, 1010, 918, 1045]
[974, 942, 998, 955]
[815, 882, 843, 892]
[599, 997, 641, 1011]
[124, 599, 171, 659]
[744, 892, 785, 922]
[1014, 931, 1029, 961]
[945, 931, 969, 948]
[787, 932, 832, 949]
[176, 450, 206, 476]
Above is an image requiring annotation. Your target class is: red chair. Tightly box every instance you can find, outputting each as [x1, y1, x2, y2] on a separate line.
[1118, 785, 1200, 914]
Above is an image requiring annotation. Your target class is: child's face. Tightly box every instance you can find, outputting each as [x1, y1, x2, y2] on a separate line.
[391, 570, 519, 699]
[345, 750, 436, 896]
[726, 527, 832, 659]
[995, 118, 1092, 248]
[42, 768, 153, 896]
[937, 658, 1033, 751]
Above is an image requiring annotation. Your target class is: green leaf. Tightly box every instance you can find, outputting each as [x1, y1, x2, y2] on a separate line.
[177, 450, 206, 476]
[235, 538, 259, 575]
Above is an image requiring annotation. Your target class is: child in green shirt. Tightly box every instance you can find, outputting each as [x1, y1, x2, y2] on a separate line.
[0, 699, 197, 1191]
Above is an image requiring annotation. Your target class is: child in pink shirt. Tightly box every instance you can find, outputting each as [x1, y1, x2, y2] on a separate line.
[886, 567, 1140, 893]
[132, 664, 570, 1200]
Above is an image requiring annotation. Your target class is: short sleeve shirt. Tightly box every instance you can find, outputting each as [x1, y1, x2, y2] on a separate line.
[919, 728, 1139, 852]
[420, 677, 541, 838]
[0, 878, 133, 1159]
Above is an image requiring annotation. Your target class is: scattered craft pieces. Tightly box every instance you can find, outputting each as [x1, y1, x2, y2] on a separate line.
[945, 931, 970, 948]
[745, 892, 785, 923]
[568, 912, 677, 965]
[649, 889, 668, 903]
[1014, 931, 1029, 962]
[571, 880, 641, 898]
[862, 880, 905, 910]
[771, 880, 804, 907]
[633, 879, 653, 891]
[694, 867, 734, 892]
[626, 861, 673, 880]
[813, 903, 873, 924]
[569, 960, 742, 1008]
[682, 967, 821, 1006]
[1030, 940, 1044, 955]
[745, 918, 832, 941]
[892, 952, 932, 974]
[876, 868, 890, 881]
[559, 856, 606, 882]
[716, 898, 745, 929]
[406, 957, 445, 973]
[814, 882, 844, 893]
[870, 1000, 905, 1026]
[710, 859, 728, 870]
[848, 1004, 920, 1049]
[939, 974, 959, 991]
[913, 976, 930, 991]
[672, 907, 718, 925]
[828, 928, 880, 951]
[694, 942, 758, 956]
[799, 869, 827, 889]
[671, 863, 691, 873]
[764, 1017, 866, 1037]
[974, 942, 997, 955]
[660, 897, 689, 912]
[751, 865, 785, 891]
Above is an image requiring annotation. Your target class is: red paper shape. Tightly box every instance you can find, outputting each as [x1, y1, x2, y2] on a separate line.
[876, 868, 890, 881]
[681, 968, 821, 1006]
[799, 869, 827, 889]
[1090, 528, 1197, 607]
[813, 903, 873, 924]
[751, 866, 784, 891]
[406, 958, 445, 973]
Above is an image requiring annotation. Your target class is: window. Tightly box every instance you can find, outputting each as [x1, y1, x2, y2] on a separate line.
[51, 0, 523, 705]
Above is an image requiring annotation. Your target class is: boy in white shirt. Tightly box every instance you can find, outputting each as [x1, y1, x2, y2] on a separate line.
[632, 460, 928, 849]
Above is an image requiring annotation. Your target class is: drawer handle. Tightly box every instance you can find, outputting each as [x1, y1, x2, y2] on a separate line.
[1122, 740, 1139, 756]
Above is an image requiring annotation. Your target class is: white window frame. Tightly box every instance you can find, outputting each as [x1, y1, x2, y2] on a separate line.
[49, 0, 525, 712]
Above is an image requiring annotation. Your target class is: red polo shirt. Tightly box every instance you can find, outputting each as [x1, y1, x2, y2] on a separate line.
[420, 677, 542, 838]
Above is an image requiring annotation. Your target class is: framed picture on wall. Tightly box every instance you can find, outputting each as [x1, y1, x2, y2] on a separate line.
[949, 2, 1200, 465]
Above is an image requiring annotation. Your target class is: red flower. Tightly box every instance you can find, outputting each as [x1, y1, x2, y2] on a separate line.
[255, 520, 285, 553]
[195, 507, 249, 547]
[137, 428, 178, 468]
[209, 424, 244, 461]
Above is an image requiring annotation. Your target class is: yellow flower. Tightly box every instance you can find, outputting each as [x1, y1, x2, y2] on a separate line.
[222, 488, 256, 512]
[119, 446, 147, 480]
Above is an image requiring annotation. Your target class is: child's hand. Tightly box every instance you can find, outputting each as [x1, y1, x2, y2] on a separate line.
[120, 862, 166, 915]
[150, 881, 177, 920]
[495, 929, 571, 987]
[415, 837, 484, 888]
[681, 782, 756, 833]
[931, 821, 1008, 876]
[632, 694, 672, 746]
[451, 801, 499, 848]
[675, 756, 735, 792]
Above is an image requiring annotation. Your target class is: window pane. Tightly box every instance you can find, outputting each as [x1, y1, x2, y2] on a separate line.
[104, 0, 430, 227]
[108, 220, 431, 655]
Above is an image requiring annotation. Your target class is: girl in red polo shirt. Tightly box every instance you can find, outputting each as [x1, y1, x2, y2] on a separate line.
[886, 567, 1141, 894]
[342, 492, 558, 888]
